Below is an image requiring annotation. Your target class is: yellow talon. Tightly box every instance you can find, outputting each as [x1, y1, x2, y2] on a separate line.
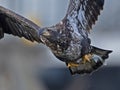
[82, 54, 92, 63]
[67, 62, 79, 68]
[67, 54, 93, 67]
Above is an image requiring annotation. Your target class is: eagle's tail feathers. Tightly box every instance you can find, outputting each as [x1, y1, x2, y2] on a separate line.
[68, 46, 112, 75]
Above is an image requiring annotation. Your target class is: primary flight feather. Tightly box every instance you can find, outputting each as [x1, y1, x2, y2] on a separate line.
[0, 0, 112, 75]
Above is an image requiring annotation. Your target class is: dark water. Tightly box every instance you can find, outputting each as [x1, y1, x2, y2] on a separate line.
[38, 66, 120, 90]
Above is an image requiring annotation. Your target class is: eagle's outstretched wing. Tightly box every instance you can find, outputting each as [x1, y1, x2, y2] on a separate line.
[0, 6, 41, 42]
[65, 0, 104, 31]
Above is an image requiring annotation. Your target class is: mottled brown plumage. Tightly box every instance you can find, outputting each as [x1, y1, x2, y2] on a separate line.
[0, 0, 112, 75]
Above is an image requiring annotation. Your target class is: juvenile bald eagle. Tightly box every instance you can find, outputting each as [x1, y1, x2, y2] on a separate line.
[0, 0, 112, 75]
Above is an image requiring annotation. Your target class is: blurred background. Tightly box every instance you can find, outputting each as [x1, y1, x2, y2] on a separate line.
[0, 0, 120, 90]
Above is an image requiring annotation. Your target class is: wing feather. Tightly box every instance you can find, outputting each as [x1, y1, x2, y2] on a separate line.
[0, 6, 41, 42]
[65, 0, 104, 31]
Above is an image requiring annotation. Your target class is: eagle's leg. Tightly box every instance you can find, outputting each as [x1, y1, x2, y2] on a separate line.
[82, 54, 92, 63]
[67, 54, 93, 68]
[67, 62, 79, 68]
